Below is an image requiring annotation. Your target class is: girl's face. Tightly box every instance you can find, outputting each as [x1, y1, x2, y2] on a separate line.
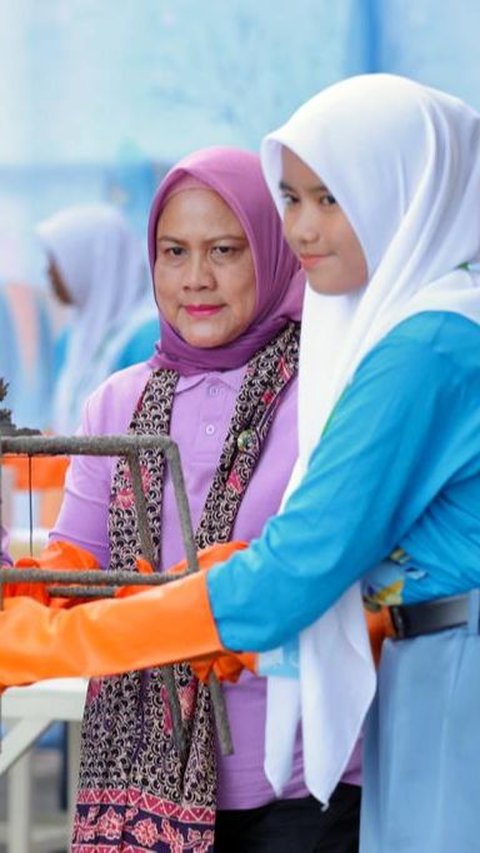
[154, 188, 256, 348]
[280, 148, 367, 295]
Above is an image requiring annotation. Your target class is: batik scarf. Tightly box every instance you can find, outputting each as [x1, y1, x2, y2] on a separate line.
[72, 321, 299, 852]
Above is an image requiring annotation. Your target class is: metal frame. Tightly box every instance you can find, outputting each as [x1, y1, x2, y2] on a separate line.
[0, 433, 232, 756]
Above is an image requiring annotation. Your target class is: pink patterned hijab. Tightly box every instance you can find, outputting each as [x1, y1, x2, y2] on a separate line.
[147, 146, 303, 375]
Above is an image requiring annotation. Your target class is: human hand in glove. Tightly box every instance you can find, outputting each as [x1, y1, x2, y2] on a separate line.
[2, 540, 100, 607]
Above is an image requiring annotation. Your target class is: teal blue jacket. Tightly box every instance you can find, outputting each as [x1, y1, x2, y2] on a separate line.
[207, 311, 480, 651]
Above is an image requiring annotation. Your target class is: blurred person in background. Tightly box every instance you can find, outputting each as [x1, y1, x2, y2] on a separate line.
[0, 280, 54, 430]
[0, 287, 21, 417]
[36, 203, 159, 433]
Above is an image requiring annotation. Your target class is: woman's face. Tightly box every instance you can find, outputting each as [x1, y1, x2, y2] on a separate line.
[154, 188, 256, 348]
[280, 148, 367, 295]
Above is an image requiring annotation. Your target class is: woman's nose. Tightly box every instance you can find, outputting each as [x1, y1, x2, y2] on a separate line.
[183, 254, 215, 290]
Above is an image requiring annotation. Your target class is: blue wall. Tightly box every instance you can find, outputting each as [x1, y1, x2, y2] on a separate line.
[1, 0, 479, 425]
[2, 0, 479, 283]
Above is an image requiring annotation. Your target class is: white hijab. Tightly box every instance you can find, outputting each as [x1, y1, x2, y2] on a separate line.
[36, 204, 153, 433]
[260, 74, 480, 803]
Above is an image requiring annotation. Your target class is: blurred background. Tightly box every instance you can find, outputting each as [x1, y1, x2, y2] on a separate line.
[1, 0, 480, 431]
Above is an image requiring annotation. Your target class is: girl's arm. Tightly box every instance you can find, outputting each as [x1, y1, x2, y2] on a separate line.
[208, 323, 480, 651]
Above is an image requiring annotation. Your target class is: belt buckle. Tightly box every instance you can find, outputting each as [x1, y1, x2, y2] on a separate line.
[389, 605, 406, 639]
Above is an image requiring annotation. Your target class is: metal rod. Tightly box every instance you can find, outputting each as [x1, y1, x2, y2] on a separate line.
[164, 444, 200, 575]
[165, 443, 234, 755]
[127, 452, 157, 569]
[0, 568, 189, 586]
[47, 586, 115, 598]
[0, 430, 233, 756]
[0, 435, 174, 456]
[28, 456, 33, 556]
[127, 450, 187, 762]
[208, 674, 234, 755]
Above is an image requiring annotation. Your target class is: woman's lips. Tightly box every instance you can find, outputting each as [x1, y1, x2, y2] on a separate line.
[299, 254, 329, 270]
[184, 304, 223, 317]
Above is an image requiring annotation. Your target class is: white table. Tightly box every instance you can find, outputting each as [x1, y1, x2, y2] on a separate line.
[0, 678, 87, 853]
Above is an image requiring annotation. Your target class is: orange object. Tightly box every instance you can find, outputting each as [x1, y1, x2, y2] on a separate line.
[4, 540, 100, 608]
[2, 454, 69, 490]
[117, 542, 260, 684]
[2, 452, 69, 529]
[0, 569, 223, 686]
[191, 650, 258, 683]
[166, 542, 254, 683]
[0, 537, 392, 687]
[116, 541, 248, 597]
[168, 541, 248, 576]
[365, 607, 394, 666]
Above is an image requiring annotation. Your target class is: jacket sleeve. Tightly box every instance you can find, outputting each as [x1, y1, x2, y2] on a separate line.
[207, 332, 480, 652]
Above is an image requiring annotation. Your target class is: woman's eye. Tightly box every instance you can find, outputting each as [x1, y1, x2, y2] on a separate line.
[165, 246, 185, 258]
[211, 245, 235, 258]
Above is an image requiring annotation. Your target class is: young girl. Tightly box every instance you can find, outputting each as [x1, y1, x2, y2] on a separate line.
[2, 74, 480, 852]
[36, 204, 157, 433]
[209, 73, 480, 852]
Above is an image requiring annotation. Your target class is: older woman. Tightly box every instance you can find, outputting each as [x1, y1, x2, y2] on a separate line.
[34, 147, 360, 852]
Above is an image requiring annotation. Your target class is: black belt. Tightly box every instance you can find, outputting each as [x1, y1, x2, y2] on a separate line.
[389, 595, 471, 639]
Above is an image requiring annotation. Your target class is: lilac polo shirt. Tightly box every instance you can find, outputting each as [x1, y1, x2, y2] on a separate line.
[51, 361, 361, 809]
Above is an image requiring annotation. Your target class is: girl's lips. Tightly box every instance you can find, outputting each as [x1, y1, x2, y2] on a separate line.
[184, 304, 223, 317]
[299, 254, 329, 270]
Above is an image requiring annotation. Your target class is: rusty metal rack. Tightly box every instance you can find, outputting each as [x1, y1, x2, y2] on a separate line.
[0, 427, 233, 758]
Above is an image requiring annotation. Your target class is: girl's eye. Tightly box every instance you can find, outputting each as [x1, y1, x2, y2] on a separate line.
[320, 193, 337, 207]
[280, 192, 298, 206]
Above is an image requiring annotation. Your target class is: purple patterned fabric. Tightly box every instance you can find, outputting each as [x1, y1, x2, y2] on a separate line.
[147, 147, 303, 375]
[73, 787, 215, 852]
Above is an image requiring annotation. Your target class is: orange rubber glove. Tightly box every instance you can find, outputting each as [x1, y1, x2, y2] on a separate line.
[191, 651, 258, 684]
[365, 606, 394, 666]
[3, 541, 101, 608]
[115, 541, 248, 598]
[168, 542, 248, 578]
[163, 541, 258, 684]
[116, 541, 259, 684]
[193, 607, 391, 683]
[0, 567, 224, 686]
[191, 606, 392, 683]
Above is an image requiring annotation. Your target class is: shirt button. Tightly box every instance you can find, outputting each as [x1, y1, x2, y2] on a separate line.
[208, 385, 219, 397]
[205, 424, 216, 436]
